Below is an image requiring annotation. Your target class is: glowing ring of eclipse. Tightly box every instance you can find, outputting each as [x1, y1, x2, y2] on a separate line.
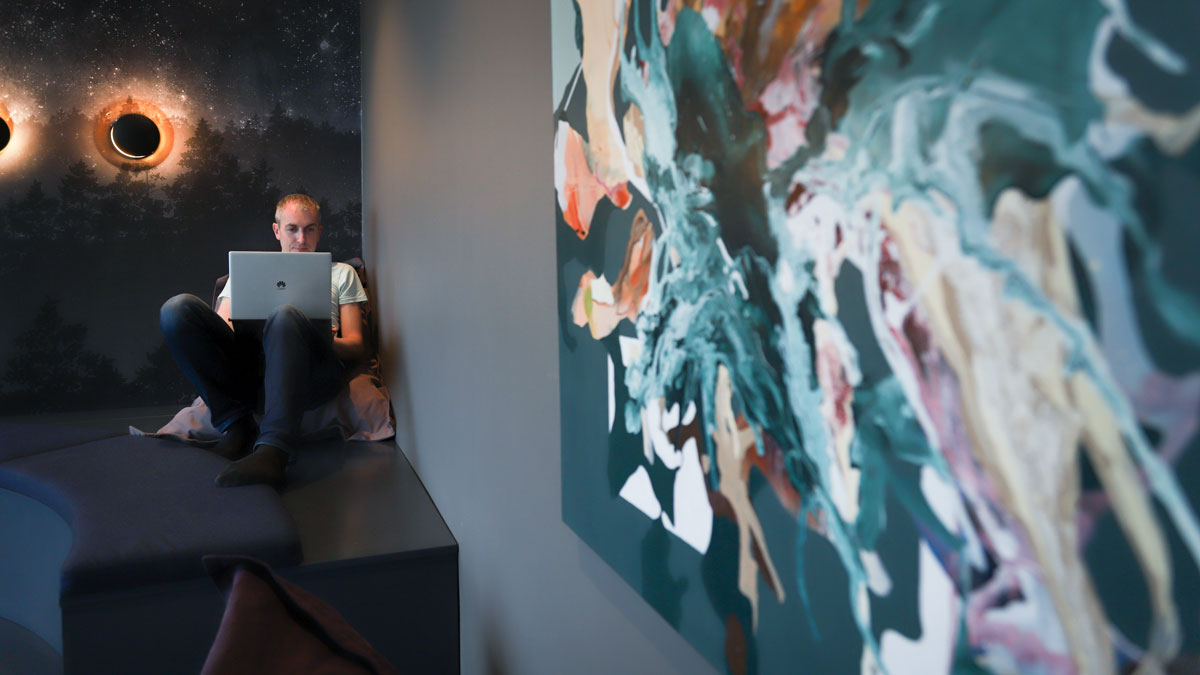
[0, 100, 12, 154]
[111, 126, 142, 159]
[93, 98, 174, 170]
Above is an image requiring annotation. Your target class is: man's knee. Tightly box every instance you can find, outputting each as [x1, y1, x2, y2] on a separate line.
[264, 305, 307, 333]
[160, 293, 205, 331]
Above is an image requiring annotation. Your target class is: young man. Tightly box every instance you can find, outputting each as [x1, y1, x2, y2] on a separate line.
[160, 194, 368, 488]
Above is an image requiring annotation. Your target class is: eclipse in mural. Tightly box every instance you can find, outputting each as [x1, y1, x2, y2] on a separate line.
[93, 98, 173, 170]
[0, 100, 11, 153]
[555, 1, 1200, 672]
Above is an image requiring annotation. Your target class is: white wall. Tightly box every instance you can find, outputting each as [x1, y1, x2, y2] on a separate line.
[361, 1, 717, 672]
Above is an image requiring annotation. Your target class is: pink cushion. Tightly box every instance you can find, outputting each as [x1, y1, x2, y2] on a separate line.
[144, 365, 394, 444]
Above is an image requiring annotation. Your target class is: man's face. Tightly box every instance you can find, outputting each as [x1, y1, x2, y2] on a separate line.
[272, 203, 322, 252]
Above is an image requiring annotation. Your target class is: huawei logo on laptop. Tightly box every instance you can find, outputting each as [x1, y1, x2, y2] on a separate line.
[276, 281, 287, 289]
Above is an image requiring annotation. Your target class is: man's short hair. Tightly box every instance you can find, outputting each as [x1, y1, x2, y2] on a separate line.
[275, 194, 321, 224]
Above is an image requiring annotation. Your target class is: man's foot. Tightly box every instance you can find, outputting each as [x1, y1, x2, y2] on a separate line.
[215, 444, 288, 489]
[212, 417, 257, 460]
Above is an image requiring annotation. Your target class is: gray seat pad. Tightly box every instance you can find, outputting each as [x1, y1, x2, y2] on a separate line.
[0, 435, 301, 597]
[0, 423, 121, 463]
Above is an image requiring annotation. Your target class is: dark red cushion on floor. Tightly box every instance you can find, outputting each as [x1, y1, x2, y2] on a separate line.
[201, 556, 397, 675]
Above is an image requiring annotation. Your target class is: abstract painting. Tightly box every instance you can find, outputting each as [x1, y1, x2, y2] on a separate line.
[554, 1, 1200, 672]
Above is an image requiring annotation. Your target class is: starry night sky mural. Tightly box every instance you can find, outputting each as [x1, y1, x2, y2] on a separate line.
[0, 0, 361, 415]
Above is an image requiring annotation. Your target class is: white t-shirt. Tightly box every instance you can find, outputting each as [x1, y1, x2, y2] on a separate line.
[219, 261, 368, 332]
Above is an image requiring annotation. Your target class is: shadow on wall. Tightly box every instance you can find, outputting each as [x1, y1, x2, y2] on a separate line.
[395, 2, 457, 94]
[375, 314, 417, 476]
[364, 204, 417, 474]
[482, 602, 513, 675]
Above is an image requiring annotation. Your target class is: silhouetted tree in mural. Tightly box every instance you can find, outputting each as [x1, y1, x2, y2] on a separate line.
[320, 197, 363, 262]
[245, 158, 281, 217]
[254, 104, 361, 203]
[224, 115, 270, 167]
[105, 169, 170, 241]
[0, 298, 133, 413]
[168, 117, 244, 227]
[59, 161, 105, 242]
[46, 107, 90, 142]
[9, 181, 55, 240]
[0, 197, 15, 245]
[130, 341, 194, 405]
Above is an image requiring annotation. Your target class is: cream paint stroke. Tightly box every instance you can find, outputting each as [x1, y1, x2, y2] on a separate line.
[578, 0, 637, 202]
[713, 364, 786, 630]
[1073, 373, 1180, 665]
[993, 187, 1182, 668]
[882, 189, 1118, 674]
[1054, 177, 1200, 466]
[622, 104, 647, 179]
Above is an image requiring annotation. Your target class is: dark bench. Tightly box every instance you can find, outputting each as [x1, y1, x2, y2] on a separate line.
[0, 420, 459, 673]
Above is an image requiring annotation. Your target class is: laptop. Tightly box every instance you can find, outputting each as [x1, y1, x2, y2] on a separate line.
[227, 252, 331, 331]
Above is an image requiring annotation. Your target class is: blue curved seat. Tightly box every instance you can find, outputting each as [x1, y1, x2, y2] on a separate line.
[0, 431, 301, 598]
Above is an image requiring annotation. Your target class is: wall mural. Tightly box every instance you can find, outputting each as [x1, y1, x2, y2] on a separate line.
[0, 0, 361, 415]
[554, 0, 1200, 672]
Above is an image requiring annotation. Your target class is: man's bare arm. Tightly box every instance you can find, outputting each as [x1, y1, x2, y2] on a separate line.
[215, 297, 234, 330]
[333, 302, 366, 361]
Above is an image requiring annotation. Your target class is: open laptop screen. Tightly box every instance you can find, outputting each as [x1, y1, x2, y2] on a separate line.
[227, 251, 331, 321]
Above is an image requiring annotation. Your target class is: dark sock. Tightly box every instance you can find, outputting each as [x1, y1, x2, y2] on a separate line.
[211, 417, 257, 460]
[215, 444, 288, 489]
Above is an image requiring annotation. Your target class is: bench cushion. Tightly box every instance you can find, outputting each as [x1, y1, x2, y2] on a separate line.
[0, 435, 301, 597]
[0, 423, 121, 463]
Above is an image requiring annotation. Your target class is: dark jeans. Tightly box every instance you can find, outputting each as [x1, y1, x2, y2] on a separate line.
[160, 294, 346, 457]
